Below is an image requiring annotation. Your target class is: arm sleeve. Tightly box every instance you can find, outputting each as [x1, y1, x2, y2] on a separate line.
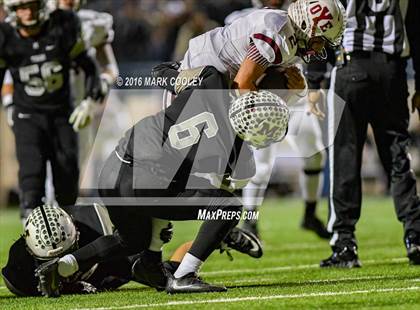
[246, 42, 270, 69]
[73, 51, 102, 101]
[406, 0, 420, 90]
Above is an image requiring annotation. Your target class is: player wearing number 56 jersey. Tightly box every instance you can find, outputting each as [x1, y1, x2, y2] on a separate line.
[0, 0, 101, 221]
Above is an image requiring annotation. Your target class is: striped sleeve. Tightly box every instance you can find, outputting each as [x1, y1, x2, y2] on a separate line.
[246, 42, 270, 69]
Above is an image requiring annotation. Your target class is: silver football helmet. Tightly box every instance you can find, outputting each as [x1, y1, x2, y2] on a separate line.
[24, 205, 78, 260]
[229, 90, 289, 149]
[3, 0, 50, 28]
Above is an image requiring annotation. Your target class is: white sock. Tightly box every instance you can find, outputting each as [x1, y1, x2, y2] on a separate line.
[149, 218, 170, 252]
[58, 254, 79, 277]
[174, 252, 203, 278]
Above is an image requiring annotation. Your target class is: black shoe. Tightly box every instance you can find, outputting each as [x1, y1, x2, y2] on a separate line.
[34, 257, 61, 297]
[165, 272, 227, 294]
[132, 252, 167, 290]
[222, 227, 263, 258]
[242, 219, 259, 238]
[301, 215, 332, 239]
[320, 246, 362, 268]
[405, 232, 420, 265]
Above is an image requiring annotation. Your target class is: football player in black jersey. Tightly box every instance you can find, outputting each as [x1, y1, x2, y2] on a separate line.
[95, 65, 289, 293]
[2, 204, 262, 297]
[0, 0, 102, 221]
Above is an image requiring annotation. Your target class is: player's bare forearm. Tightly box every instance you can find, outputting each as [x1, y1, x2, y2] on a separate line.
[233, 58, 266, 93]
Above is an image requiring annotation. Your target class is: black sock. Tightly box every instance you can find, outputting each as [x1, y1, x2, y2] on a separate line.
[189, 218, 238, 261]
[304, 201, 317, 218]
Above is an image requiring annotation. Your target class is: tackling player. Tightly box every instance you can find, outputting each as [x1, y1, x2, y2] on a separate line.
[2, 203, 262, 297]
[0, 0, 102, 221]
[96, 66, 289, 294]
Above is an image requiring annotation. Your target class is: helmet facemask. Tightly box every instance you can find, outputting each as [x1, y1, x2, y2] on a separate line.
[288, 0, 346, 63]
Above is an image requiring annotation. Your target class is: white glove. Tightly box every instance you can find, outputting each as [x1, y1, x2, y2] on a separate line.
[2, 93, 14, 127]
[69, 98, 95, 132]
[6, 104, 14, 127]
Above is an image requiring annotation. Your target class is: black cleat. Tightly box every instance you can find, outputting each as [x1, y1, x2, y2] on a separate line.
[222, 227, 263, 258]
[34, 257, 61, 297]
[301, 215, 332, 239]
[132, 253, 167, 290]
[242, 219, 259, 238]
[320, 246, 362, 268]
[405, 232, 420, 265]
[165, 272, 227, 294]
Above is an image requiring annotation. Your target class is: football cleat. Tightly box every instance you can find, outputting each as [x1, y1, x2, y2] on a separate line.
[165, 272, 227, 294]
[131, 254, 167, 290]
[301, 215, 332, 239]
[320, 246, 362, 268]
[222, 227, 263, 258]
[405, 232, 420, 265]
[34, 257, 61, 297]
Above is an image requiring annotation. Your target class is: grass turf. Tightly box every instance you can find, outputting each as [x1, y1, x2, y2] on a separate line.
[1, 196, 420, 309]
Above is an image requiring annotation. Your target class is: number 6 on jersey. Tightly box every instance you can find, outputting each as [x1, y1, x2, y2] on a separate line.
[168, 112, 219, 150]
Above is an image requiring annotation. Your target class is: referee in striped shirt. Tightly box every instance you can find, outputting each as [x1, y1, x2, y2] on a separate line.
[319, 0, 420, 268]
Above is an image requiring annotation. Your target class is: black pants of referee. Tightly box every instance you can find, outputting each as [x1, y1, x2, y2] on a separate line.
[12, 106, 79, 219]
[328, 52, 420, 248]
[97, 151, 241, 261]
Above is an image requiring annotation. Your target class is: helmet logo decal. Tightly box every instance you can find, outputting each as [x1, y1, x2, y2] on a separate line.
[309, 5, 333, 36]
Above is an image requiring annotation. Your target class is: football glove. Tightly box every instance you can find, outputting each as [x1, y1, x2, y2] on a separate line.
[69, 98, 96, 132]
[35, 257, 61, 298]
[61, 281, 97, 295]
[2, 94, 14, 127]
[6, 104, 14, 127]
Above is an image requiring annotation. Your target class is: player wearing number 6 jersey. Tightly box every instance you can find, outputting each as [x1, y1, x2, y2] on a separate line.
[0, 0, 102, 221]
[97, 66, 289, 293]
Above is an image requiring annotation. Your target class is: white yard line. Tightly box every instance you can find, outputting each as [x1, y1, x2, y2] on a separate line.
[72, 286, 420, 310]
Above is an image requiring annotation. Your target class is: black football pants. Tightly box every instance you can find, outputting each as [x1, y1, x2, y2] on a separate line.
[328, 52, 420, 247]
[12, 107, 79, 219]
[98, 151, 241, 261]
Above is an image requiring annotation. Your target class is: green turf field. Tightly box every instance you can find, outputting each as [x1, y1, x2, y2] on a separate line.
[2, 196, 420, 309]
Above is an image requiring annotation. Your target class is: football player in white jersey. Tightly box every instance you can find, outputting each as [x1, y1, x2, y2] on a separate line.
[180, 0, 345, 91]
[176, 0, 345, 238]
[55, 0, 118, 120]
[150, 0, 345, 285]
[224, 0, 332, 238]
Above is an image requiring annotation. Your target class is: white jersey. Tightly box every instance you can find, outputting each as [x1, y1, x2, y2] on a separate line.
[181, 9, 298, 80]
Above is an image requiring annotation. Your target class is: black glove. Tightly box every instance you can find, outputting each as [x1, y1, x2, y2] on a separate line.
[34, 258, 61, 298]
[151, 61, 181, 94]
[160, 222, 173, 244]
[61, 281, 97, 295]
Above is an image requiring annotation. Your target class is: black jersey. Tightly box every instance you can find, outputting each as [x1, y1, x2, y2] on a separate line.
[116, 68, 255, 187]
[0, 10, 85, 112]
[1, 205, 114, 296]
